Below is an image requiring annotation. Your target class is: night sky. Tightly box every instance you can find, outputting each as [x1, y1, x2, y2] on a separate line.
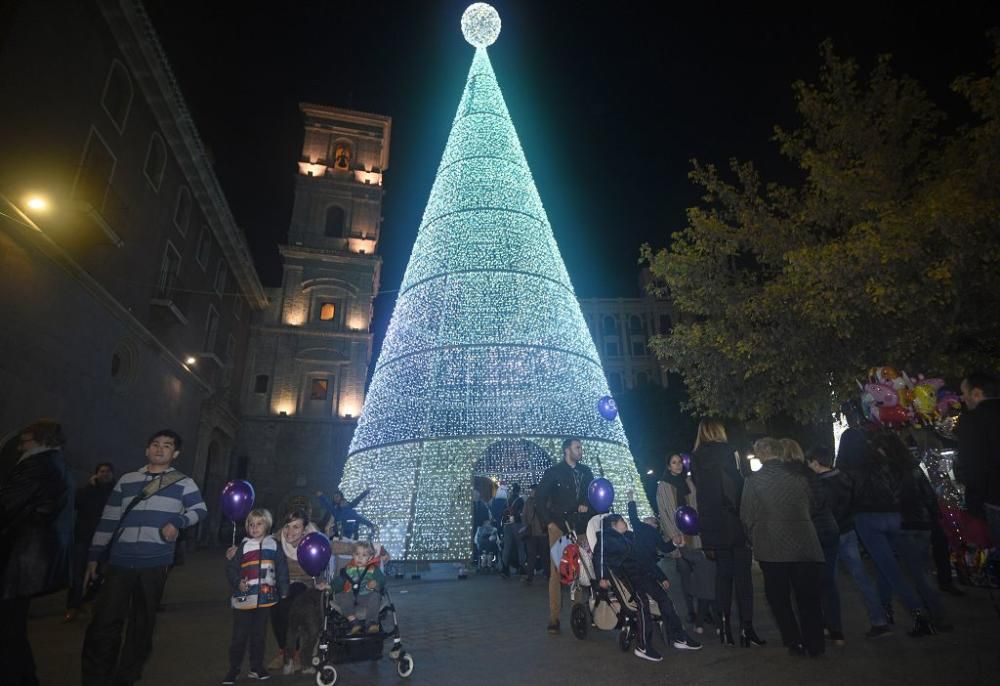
[147, 1, 999, 331]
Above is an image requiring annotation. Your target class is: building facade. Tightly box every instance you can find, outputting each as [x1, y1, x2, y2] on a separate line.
[237, 105, 390, 513]
[0, 0, 266, 541]
[578, 295, 674, 393]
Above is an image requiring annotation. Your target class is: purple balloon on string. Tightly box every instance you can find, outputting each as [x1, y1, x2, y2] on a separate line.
[597, 395, 618, 421]
[298, 532, 332, 577]
[680, 453, 692, 472]
[220, 480, 255, 522]
[675, 506, 699, 536]
[588, 477, 615, 513]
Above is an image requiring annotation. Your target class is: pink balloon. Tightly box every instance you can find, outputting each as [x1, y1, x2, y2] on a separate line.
[864, 383, 899, 407]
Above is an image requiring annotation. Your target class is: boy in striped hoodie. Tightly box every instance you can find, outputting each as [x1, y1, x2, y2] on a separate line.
[81, 429, 207, 686]
[223, 509, 289, 684]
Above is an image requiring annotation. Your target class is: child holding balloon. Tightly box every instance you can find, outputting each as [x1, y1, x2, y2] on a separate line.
[223, 508, 289, 684]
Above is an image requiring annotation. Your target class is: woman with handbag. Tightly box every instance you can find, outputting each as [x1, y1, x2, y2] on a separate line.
[690, 419, 764, 647]
[657, 453, 716, 634]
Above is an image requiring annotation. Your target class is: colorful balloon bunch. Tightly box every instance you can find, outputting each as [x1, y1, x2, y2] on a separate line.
[859, 366, 962, 428]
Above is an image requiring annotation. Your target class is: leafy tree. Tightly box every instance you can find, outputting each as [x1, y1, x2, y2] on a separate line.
[641, 37, 1000, 425]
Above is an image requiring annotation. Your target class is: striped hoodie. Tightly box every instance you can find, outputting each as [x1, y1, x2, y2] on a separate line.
[89, 466, 207, 569]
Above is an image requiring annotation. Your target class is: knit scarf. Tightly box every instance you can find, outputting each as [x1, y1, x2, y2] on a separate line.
[661, 472, 691, 507]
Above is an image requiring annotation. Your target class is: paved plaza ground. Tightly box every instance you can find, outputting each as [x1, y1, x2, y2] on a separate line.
[28, 550, 1000, 686]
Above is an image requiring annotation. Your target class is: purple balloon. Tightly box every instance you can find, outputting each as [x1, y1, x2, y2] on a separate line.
[298, 532, 332, 577]
[220, 480, 255, 522]
[597, 395, 618, 421]
[680, 453, 692, 472]
[675, 505, 699, 536]
[588, 477, 615, 513]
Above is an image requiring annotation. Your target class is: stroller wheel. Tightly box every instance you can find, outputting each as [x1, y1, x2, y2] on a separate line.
[571, 604, 589, 640]
[396, 654, 415, 678]
[618, 625, 633, 652]
[315, 665, 337, 686]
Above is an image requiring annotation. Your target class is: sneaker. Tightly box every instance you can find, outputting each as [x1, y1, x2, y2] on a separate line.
[865, 625, 892, 639]
[267, 651, 284, 670]
[281, 660, 295, 676]
[673, 635, 703, 650]
[367, 623, 380, 634]
[221, 671, 238, 685]
[248, 669, 271, 680]
[547, 621, 561, 634]
[634, 645, 663, 662]
[348, 622, 363, 636]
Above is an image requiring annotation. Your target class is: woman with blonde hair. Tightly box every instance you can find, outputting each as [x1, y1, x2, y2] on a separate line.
[690, 419, 763, 647]
[742, 437, 825, 656]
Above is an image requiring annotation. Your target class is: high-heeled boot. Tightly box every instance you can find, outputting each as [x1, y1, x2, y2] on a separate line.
[718, 611, 735, 646]
[740, 624, 766, 647]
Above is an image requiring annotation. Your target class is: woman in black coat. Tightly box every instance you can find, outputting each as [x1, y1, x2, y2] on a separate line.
[690, 419, 764, 647]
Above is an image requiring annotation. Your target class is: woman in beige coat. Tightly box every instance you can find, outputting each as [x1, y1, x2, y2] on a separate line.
[657, 453, 716, 634]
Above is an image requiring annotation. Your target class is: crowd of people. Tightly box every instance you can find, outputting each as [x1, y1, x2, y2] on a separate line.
[0, 371, 995, 682]
[477, 371, 998, 664]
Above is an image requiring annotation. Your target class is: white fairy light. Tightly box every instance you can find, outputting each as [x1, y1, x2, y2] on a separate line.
[341, 30, 649, 562]
[460, 3, 501, 48]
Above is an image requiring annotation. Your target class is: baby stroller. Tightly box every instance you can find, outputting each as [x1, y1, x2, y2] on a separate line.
[570, 513, 663, 652]
[311, 586, 414, 685]
[474, 521, 502, 573]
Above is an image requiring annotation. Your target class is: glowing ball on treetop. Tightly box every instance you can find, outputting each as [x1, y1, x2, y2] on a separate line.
[461, 3, 501, 48]
[675, 505, 700, 536]
[588, 477, 615, 513]
[597, 395, 618, 420]
[220, 480, 255, 522]
[297, 532, 332, 577]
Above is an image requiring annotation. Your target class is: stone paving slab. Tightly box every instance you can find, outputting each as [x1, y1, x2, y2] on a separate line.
[28, 551, 1000, 686]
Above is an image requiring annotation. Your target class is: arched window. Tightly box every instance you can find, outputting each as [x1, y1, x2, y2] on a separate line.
[143, 133, 166, 191]
[333, 140, 353, 170]
[319, 303, 336, 321]
[602, 315, 617, 335]
[325, 206, 346, 237]
[101, 60, 133, 133]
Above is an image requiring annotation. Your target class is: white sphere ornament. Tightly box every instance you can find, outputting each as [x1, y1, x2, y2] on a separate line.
[461, 3, 501, 48]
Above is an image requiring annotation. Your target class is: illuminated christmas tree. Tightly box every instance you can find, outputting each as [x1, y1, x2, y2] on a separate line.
[341, 3, 648, 560]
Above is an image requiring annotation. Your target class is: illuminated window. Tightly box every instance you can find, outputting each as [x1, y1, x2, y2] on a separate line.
[310, 379, 329, 400]
[319, 302, 336, 321]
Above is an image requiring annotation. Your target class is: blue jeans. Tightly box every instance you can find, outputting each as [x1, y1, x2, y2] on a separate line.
[838, 530, 887, 626]
[854, 512, 923, 613]
[819, 534, 842, 633]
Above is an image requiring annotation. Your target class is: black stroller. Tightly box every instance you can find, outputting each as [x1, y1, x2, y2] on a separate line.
[312, 586, 413, 685]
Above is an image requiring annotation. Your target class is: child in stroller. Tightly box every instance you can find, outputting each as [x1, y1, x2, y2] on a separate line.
[311, 541, 414, 685]
[592, 499, 702, 661]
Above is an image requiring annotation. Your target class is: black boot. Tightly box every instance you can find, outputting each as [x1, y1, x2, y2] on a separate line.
[740, 625, 766, 647]
[718, 612, 735, 646]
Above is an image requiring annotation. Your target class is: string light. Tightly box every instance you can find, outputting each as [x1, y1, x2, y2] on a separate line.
[340, 18, 648, 561]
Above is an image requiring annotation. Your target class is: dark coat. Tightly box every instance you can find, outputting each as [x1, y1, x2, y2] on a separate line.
[535, 460, 594, 534]
[900, 465, 940, 530]
[0, 448, 75, 600]
[786, 462, 839, 547]
[740, 461, 824, 563]
[817, 468, 856, 534]
[74, 480, 114, 542]
[957, 398, 1000, 514]
[690, 441, 746, 549]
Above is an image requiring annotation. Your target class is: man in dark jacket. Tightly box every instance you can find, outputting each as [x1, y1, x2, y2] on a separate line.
[66, 462, 116, 621]
[0, 419, 75, 686]
[957, 372, 1000, 545]
[535, 437, 593, 634]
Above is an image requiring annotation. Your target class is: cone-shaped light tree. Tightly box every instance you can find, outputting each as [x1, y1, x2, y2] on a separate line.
[341, 4, 649, 560]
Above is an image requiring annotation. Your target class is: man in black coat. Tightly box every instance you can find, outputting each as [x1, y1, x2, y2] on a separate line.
[66, 462, 116, 620]
[535, 437, 593, 634]
[0, 419, 75, 686]
[957, 372, 1000, 546]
